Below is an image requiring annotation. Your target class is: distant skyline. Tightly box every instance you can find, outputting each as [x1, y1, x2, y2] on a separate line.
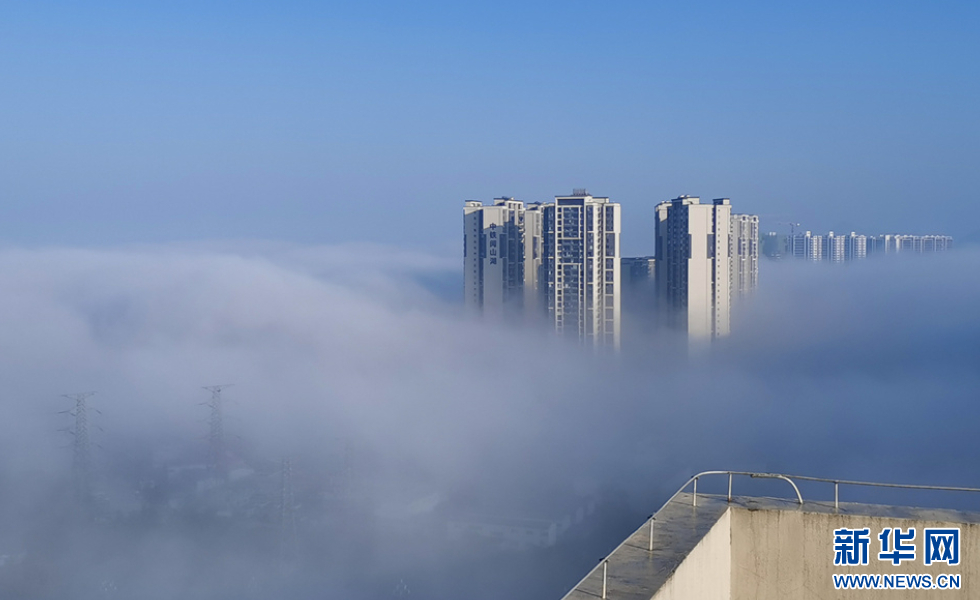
[2, 1, 978, 256]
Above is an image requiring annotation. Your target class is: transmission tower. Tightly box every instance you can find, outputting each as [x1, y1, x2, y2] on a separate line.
[278, 457, 298, 565]
[202, 385, 232, 476]
[62, 392, 96, 503]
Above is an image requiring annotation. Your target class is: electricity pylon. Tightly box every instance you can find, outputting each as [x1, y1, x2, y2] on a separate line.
[62, 392, 96, 503]
[202, 385, 232, 476]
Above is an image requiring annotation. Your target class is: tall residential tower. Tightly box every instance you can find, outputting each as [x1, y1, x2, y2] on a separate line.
[463, 192, 621, 349]
[463, 198, 529, 319]
[655, 196, 732, 340]
[729, 212, 759, 298]
[542, 191, 622, 349]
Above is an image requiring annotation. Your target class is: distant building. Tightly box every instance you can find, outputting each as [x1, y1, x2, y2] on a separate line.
[463, 191, 622, 349]
[729, 213, 759, 298]
[762, 232, 790, 259]
[621, 257, 657, 340]
[789, 231, 824, 261]
[868, 234, 953, 255]
[776, 230, 949, 263]
[824, 232, 846, 264]
[844, 232, 867, 261]
[522, 203, 546, 321]
[542, 191, 622, 349]
[463, 198, 529, 318]
[655, 196, 731, 340]
[919, 235, 953, 252]
[622, 257, 656, 288]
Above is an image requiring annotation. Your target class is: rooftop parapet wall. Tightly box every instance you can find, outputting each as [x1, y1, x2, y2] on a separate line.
[562, 491, 980, 600]
[728, 507, 978, 600]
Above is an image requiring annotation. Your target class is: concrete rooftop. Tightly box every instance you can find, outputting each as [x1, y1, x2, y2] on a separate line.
[561, 492, 980, 600]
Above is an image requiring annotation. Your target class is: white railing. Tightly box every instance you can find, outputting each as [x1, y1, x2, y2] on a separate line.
[679, 470, 980, 511]
[571, 470, 980, 599]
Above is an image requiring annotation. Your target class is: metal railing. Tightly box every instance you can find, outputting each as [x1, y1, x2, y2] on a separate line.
[569, 471, 980, 600]
[678, 470, 980, 511]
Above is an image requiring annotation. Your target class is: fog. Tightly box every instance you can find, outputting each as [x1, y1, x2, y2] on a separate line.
[0, 243, 978, 599]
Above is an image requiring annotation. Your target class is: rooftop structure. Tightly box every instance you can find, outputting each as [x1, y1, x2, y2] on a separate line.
[561, 471, 980, 599]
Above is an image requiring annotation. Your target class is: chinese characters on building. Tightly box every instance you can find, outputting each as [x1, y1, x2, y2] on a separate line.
[834, 527, 960, 566]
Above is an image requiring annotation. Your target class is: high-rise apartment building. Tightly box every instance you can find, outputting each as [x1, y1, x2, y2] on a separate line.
[918, 235, 953, 252]
[463, 198, 530, 318]
[844, 232, 867, 260]
[729, 213, 759, 298]
[824, 231, 846, 263]
[622, 257, 656, 289]
[463, 192, 621, 349]
[783, 231, 950, 261]
[542, 191, 621, 349]
[789, 231, 824, 261]
[762, 232, 790, 259]
[655, 196, 731, 340]
[867, 234, 953, 254]
[521, 203, 545, 321]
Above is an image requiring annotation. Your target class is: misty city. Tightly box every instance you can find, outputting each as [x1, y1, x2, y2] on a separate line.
[1, 2, 979, 599]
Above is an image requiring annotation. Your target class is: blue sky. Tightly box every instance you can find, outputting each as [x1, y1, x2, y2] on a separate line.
[2, 0, 978, 255]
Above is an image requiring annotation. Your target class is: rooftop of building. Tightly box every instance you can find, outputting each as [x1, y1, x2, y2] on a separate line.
[560, 471, 980, 600]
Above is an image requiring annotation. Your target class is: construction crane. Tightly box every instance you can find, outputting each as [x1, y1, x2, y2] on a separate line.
[778, 222, 801, 235]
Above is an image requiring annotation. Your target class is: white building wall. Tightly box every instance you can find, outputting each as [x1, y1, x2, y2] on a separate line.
[711, 199, 731, 338]
[655, 196, 732, 340]
[522, 204, 544, 322]
[650, 508, 732, 600]
[826, 231, 846, 263]
[463, 199, 526, 319]
[845, 232, 867, 260]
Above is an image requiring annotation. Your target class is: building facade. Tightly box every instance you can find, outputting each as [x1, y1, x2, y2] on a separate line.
[789, 231, 824, 261]
[655, 196, 732, 340]
[542, 191, 621, 349]
[868, 234, 953, 255]
[729, 213, 759, 298]
[844, 232, 867, 260]
[463, 192, 621, 349]
[463, 198, 529, 318]
[824, 231, 846, 263]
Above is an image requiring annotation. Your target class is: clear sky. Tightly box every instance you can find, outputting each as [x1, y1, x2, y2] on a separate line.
[2, 0, 978, 255]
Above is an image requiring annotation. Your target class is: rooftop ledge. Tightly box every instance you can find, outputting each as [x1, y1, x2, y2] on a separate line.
[561, 471, 980, 600]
